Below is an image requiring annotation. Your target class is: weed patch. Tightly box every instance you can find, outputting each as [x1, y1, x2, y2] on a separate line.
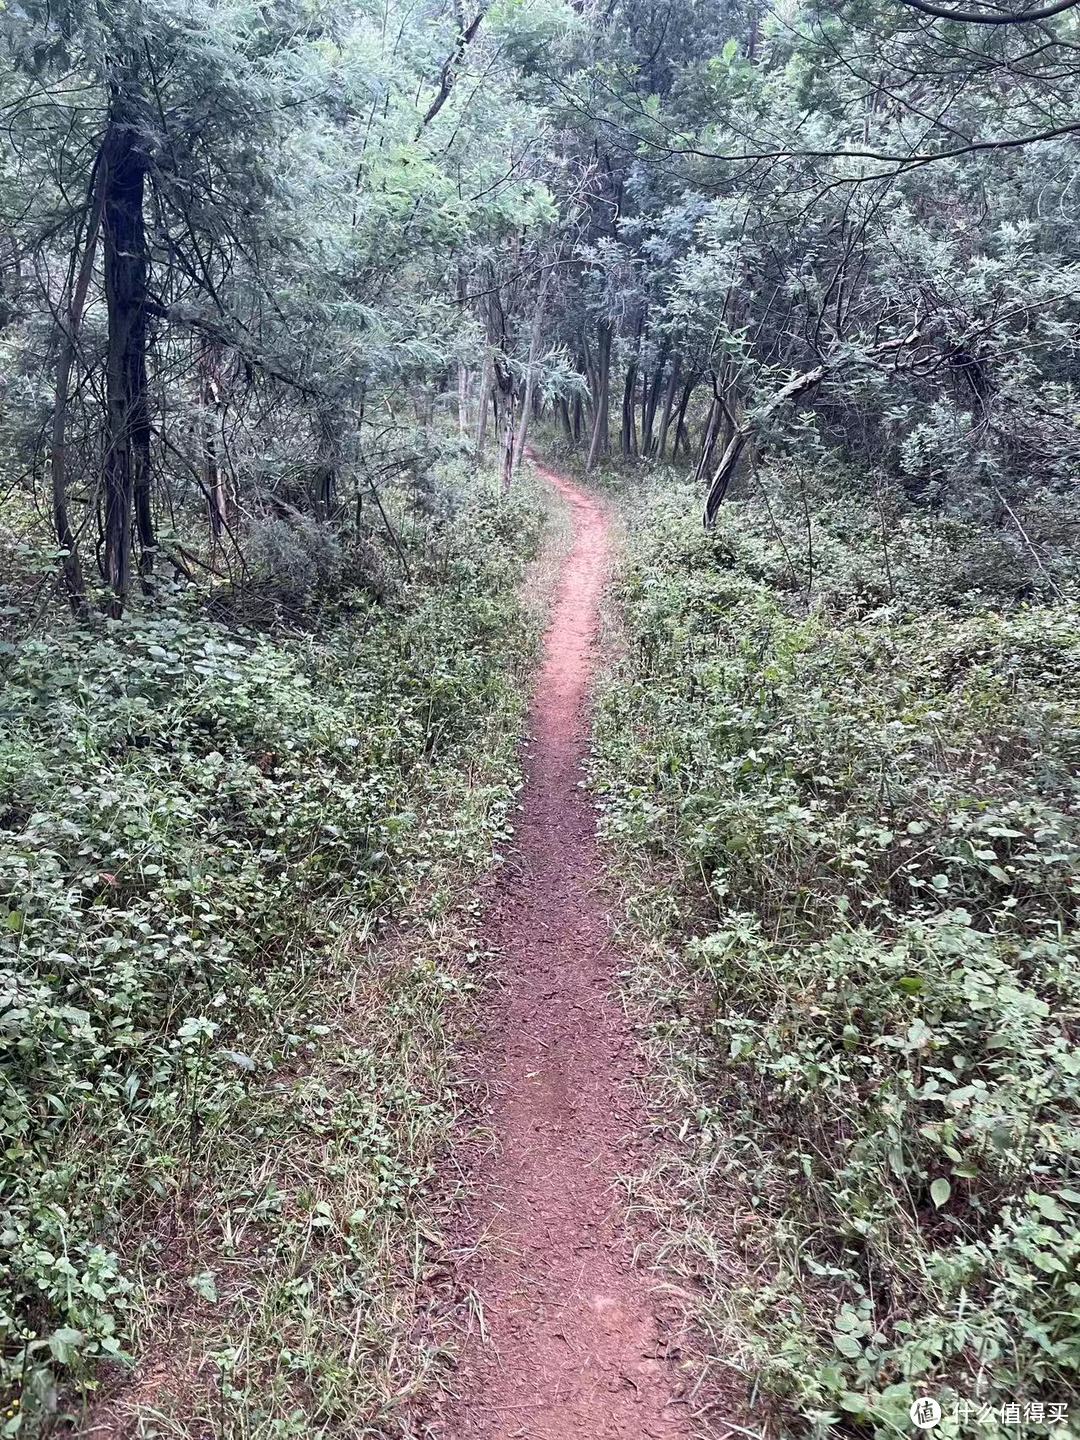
[0, 477, 542, 1436]
[593, 476, 1080, 1438]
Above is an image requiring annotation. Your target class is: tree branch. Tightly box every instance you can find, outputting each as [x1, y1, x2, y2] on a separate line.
[895, 0, 1080, 22]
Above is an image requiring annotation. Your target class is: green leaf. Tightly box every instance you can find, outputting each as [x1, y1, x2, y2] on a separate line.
[1031, 1193, 1069, 1223]
[840, 1393, 869, 1415]
[930, 1178, 951, 1209]
[48, 1325, 85, 1363]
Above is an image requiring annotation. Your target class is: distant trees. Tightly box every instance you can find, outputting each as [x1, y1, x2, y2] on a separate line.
[496, 0, 1080, 530]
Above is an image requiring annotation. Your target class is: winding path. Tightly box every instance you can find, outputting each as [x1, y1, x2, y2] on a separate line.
[446, 462, 687, 1440]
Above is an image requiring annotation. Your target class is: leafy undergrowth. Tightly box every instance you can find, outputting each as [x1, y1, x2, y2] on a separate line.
[593, 473, 1080, 1438]
[0, 476, 542, 1436]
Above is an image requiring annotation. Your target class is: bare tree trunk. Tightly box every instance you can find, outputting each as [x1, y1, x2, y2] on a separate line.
[694, 389, 722, 487]
[655, 354, 681, 460]
[102, 104, 155, 612]
[316, 406, 340, 521]
[50, 153, 106, 613]
[511, 273, 549, 475]
[672, 373, 697, 460]
[456, 264, 470, 437]
[499, 402, 515, 490]
[494, 351, 516, 490]
[475, 352, 492, 455]
[620, 360, 638, 457]
[586, 322, 611, 472]
[416, 1, 490, 133]
[458, 365, 470, 436]
[642, 339, 670, 457]
[200, 336, 229, 540]
[621, 319, 641, 458]
[703, 326, 921, 525]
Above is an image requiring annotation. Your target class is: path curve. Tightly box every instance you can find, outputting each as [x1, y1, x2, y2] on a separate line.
[445, 461, 687, 1440]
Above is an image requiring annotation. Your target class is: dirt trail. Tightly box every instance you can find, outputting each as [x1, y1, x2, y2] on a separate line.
[445, 462, 687, 1440]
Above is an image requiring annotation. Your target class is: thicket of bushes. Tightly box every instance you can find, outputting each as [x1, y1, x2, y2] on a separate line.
[0, 476, 541, 1432]
[593, 472, 1079, 1436]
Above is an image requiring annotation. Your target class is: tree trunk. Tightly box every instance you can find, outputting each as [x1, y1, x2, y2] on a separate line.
[511, 273, 549, 475]
[586, 322, 611, 472]
[572, 392, 584, 443]
[200, 336, 229, 540]
[458, 365, 470, 436]
[475, 352, 492, 455]
[704, 363, 826, 526]
[671, 373, 696, 460]
[621, 318, 642, 458]
[655, 354, 681, 460]
[102, 105, 154, 611]
[494, 351, 516, 490]
[642, 339, 670, 457]
[50, 154, 107, 613]
[456, 265, 470, 437]
[695, 391, 722, 487]
[620, 358, 638, 457]
[316, 406, 339, 521]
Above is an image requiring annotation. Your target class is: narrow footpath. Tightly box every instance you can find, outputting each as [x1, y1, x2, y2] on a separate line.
[446, 463, 687, 1440]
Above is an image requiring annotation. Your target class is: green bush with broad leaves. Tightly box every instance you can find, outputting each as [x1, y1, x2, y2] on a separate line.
[0, 479, 541, 1430]
[593, 474, 1080, 1438]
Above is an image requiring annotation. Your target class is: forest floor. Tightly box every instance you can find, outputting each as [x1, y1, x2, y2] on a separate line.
[440, 462, 690, 1440]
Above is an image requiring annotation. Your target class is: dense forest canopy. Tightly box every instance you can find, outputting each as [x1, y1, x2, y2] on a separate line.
[1, 0, 1077, 610]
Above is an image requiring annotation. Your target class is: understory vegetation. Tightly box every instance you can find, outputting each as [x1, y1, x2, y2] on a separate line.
[1, 476, 541, 1434]
[594, 471, 1079, 1438]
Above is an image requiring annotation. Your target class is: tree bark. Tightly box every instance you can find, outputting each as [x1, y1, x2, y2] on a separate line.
[620, 357, 639, 457]
[511, 272, 549, 475]
[702, 326, 922, 526]
[50, 154, 107, 613]
[494, 350, 515, 490]
[458, 366, 470, 436]
[417, 3, 489, 133]
[199, 335, 229, 540]
[671, 373, 697, 460]
[586, 322, 611, 472]
[695, 392, 721, 487]
[102, 104, 154, 610]
[621, 316, 642, 458]
[655, 354, 682, 460]
[642, 339, 670, 456]
[475, 352, 492, 455]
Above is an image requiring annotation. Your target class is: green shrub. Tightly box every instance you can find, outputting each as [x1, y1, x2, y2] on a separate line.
[0, 479, 541, 1430]
[594, 478, 1080, 1436]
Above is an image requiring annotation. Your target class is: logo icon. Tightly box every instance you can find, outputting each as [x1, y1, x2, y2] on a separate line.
[910, 1398, 943, 1430]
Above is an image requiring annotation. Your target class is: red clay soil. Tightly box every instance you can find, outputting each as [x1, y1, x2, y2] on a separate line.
[443, 462, 689, 1440]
